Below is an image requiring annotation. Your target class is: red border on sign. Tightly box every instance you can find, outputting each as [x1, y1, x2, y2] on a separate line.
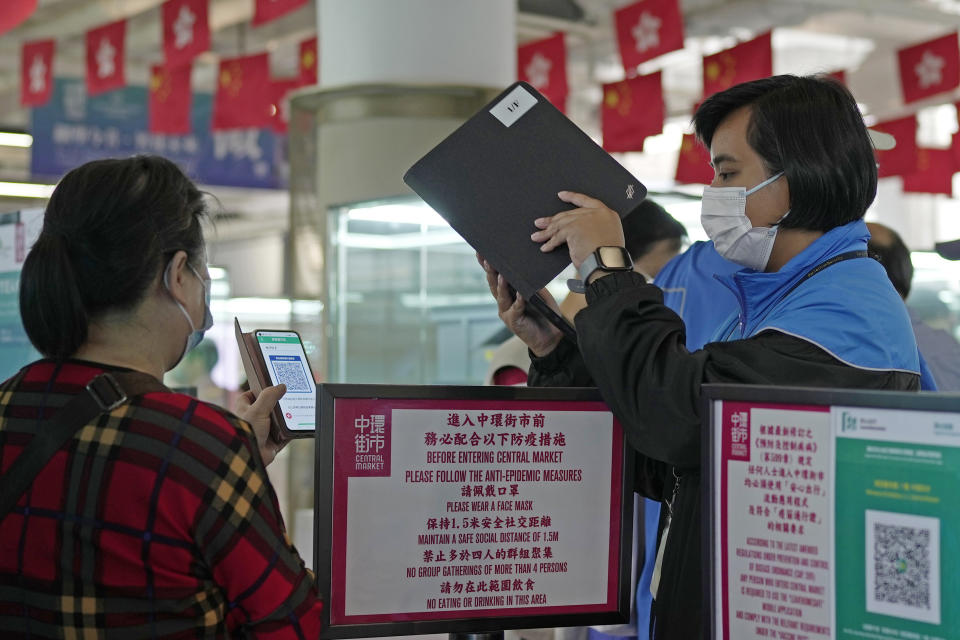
[329, 398, 624, 625]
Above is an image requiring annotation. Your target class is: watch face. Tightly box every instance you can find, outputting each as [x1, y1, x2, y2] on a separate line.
[597, 246, 631, 269]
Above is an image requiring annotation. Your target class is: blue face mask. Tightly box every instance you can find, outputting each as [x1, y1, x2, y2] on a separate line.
[164, 258, 213, 367]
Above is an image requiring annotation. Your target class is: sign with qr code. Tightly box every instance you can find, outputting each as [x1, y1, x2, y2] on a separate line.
[706, 386, 960, 640]
[316, 385, 632, 637]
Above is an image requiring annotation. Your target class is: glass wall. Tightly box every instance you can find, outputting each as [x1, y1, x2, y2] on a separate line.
[325, 197, 504, 386]
[910, 251, 960, 341]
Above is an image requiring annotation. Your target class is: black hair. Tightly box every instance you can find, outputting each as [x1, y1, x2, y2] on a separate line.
[623, 198, 687, 258]
[693, 74, 877, 233]
[20, 155, 207, 359]
[866, 223, 913, 299]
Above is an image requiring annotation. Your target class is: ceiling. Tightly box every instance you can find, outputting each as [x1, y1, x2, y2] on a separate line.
[1, 0, 959, 235]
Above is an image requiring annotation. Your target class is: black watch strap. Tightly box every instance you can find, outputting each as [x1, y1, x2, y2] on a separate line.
[567, 247, 632, 293]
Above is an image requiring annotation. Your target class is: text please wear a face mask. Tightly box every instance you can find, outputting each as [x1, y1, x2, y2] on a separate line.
[700, 172, 788, 271]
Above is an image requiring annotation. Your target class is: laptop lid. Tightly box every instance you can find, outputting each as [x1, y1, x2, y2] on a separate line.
[404, 81, 647, 340]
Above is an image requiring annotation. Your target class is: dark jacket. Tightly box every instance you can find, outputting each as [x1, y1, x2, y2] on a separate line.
[529, 270, 919, 639]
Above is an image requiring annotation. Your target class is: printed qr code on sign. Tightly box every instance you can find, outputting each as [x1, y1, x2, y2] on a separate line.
[865, 509, 940, 624]
[272, 360, 311, 393]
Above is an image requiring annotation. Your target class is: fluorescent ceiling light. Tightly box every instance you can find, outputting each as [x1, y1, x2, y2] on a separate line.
[339, 231, 465, 249]
[207, 266, 228, 280]
[0, 132, 32, 148]
[0, 181, 55, 199]
[346, 203, 447, 226]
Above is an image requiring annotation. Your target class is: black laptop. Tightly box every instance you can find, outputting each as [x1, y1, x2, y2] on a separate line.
[404, 81, 647, 340]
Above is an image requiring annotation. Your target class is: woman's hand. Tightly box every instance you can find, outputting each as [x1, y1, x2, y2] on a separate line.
[235, 384, 288, 466]
[531, 191, 626, 268]
[477, 254, 564, 357]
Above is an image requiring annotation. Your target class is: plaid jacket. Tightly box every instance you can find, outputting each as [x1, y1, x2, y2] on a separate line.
[0, 360, 323, 638]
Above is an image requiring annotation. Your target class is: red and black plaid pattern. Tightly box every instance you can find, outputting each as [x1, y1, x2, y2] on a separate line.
[0, 360, 322, 638]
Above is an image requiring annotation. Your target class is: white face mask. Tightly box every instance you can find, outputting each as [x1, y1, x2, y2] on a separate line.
[164, 258, 213, 368]
[700, 172, 788, 271]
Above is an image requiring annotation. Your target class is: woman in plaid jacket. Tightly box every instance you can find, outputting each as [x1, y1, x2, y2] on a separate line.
[0, 155, 323, 638]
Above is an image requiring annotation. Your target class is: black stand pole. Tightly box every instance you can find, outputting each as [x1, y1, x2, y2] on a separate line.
[450, 633, 504, 640]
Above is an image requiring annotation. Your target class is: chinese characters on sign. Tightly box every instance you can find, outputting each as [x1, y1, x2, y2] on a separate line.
[714, 399, 960, 640]
[720, 405, 833, 640]
[331, 400, 622, 624]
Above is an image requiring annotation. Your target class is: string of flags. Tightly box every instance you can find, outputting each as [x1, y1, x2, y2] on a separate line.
[15, 0, 960, 194]
[20, 0, 316, 135]
[516, 0, 960, 195]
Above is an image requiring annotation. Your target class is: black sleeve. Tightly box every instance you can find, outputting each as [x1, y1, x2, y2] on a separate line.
[526, 336, 592, 388]
[571, 270, 919, 469]
[527, 328, 671, 500]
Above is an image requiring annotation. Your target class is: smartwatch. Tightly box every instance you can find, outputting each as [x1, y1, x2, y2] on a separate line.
[567, 246, 633, 293]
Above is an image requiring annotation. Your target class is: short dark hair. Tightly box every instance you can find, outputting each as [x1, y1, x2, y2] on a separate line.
[623, 198, 687, 259]
[866, 222, 913, 299]
[693, 74, 877, 233]
[20, 155, 208, 359]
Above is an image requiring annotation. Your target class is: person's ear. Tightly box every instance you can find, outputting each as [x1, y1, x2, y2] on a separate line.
[164, 250, 192, 307]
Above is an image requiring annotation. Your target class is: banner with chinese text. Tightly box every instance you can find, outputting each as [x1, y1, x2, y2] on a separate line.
[30, 78, 285, 189]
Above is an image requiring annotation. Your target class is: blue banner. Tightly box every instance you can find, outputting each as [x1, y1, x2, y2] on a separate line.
[31, 79, 286, 190]
[0, 210, 43, 381]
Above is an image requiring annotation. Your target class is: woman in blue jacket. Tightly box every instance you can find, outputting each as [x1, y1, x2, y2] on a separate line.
[479, 74, 919, 640]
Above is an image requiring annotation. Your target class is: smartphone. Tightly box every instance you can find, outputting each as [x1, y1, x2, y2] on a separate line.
[254, 330, 317, 437]
[506, 284, 577, 341]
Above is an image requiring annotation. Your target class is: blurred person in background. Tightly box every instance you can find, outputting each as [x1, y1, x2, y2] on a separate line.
[867, 221, 960, 390]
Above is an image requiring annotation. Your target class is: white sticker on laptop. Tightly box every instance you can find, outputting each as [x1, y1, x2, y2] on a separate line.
[490, 85, 538, 127]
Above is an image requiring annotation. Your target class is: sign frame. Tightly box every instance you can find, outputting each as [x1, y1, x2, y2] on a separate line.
[703, 383, 960, 640]
[315, 383, 635, 639]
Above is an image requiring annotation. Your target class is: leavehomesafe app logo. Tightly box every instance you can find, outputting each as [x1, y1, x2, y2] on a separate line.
[841, 411, 857, 433]
[352, 412, 391, 477]
[724, 404, 751, 461]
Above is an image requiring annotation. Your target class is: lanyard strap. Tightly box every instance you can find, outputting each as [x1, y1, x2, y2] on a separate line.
[781, 249, 870, 299]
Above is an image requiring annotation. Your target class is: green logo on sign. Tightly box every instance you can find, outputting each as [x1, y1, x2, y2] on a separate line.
[841, 412, 857, 433]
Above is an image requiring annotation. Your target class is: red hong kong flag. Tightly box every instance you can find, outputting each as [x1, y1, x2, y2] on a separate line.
[871, 115, 918, 178]
[86, 19, 126, 96]
[601, 71, 663, 152]
[898, 32, 960, 104]
[518, 33, 568, 111]
[149, 64, 192, 134]
[299, 36, 318, 86]
[212, 52, 272, 130]
[270, 77, 300, 133]
[675, 133, 714, 185]
[902, 148, 955, 196]
[1, 0, 36, 36]
[21, 39, 54, 107]
[827, 69, 847, 85]
[252, 0, 308, 26]
[162, 0, 210, 68]
[702, 31, 772, 99]
[614, 0, 684, 72]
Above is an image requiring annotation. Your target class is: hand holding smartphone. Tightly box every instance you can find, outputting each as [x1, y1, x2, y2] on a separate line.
[235, 318, 317, 440]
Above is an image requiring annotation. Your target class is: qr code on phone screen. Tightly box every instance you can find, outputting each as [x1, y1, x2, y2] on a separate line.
[865, 510, 940, 624]
[271, 359, 311, 393]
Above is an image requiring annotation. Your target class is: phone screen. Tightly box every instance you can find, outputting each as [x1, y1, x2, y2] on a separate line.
[255, 330, 316, 432]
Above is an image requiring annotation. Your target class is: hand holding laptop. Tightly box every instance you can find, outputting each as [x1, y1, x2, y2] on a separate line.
[531, 191, 627, 267]
[403, 81, 647, 344]
[477, 252, 564, 357]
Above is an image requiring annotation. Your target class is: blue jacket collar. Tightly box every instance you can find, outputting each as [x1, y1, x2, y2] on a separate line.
[716, 219, 869, 331]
